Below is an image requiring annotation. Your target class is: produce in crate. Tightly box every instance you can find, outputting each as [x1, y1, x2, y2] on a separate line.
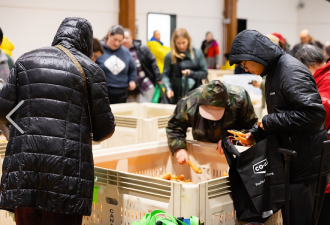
[158, 173, 193, 183]
[187, 160, 202, 174]
[159, 172, 172, 180]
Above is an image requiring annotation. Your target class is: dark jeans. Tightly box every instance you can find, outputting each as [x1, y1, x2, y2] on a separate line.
[14, 208, 83, 225]
[318, 193, 330, 225]
[282, 175, 330, 225]
[108, 86, 127, 104]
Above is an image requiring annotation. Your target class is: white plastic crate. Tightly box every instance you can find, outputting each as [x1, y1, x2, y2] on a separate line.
[88, 141, 282, 225]
[207, 70, 234, 82]
[93, 103, 193, 150]
[250, 95, 262, 119]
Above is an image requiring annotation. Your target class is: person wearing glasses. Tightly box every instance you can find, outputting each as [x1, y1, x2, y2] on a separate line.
[229, 30, 330, 225]
[166, 80, 258, 165]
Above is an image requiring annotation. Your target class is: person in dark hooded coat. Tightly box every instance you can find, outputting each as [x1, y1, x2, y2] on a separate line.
[229, 30, 330, 225]
[0, 17, 115, 225]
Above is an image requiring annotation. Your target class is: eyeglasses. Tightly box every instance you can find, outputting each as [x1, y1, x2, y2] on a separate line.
[239, 61, 247, 70]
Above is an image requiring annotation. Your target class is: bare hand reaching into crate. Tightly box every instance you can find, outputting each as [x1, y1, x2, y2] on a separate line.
[176, 149, 189, 164]
[176, 149, 203, 174]
[216, 139, 224, 154]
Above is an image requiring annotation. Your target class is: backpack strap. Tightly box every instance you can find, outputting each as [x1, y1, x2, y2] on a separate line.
[54, 45, 93, 136]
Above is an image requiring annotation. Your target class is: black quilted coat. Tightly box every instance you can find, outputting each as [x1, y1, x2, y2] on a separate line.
[0, 17, 115, 215]
[230, 30, 329, 182]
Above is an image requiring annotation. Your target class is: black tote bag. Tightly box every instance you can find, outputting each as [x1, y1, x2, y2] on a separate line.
[221, 135, 285, 223]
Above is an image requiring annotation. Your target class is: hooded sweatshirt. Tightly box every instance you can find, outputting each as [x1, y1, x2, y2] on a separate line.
[229, 30, 329, 182]
[96, 42, 136, 89]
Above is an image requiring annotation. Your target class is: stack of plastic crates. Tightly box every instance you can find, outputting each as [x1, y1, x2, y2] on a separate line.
[92, 103, 193, 150]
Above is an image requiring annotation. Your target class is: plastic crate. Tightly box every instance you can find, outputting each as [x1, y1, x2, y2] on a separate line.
[88, 141, 282, 225]
[207, 70, 234, 82]
[93, 103, 193, 150]
[250, 95, 262, 119]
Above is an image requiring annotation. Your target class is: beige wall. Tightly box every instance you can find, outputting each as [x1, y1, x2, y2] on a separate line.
[0, 0, 119, 59]
[237, 0, 299, 49]
[2, 0, 329, 61]
[297, 0, 330, 46]
[135, 0, 224, 53]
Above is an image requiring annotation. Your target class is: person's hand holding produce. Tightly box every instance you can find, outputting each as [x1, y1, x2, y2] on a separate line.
[257, 121, 264, 130]
[176, 149, 189, 164]
[242, 132, 256, 147]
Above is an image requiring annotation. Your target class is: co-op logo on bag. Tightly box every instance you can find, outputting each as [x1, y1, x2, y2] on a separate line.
[253, 158, 268, 174]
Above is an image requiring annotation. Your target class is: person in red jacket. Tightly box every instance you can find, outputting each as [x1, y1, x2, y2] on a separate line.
[295, 44, 330, 224]
[201, 32, 220, 69]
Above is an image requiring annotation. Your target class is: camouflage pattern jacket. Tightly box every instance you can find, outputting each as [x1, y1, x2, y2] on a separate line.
[166, 84, 258, 154]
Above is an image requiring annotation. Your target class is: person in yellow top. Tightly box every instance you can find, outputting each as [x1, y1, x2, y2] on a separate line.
[220, 53, 235, 70]
[147, 30, 170, 73]
[0, 35, 14, 57]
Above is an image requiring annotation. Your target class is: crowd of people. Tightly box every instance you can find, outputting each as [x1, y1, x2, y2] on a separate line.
[0, 16, 330, 225]
[90, 25, 212, 105]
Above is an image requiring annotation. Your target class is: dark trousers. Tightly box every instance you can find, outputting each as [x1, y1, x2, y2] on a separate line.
[318, 193, 330, 225]
[14, 208, 83, 225]
[108, 86, 127, 104]
[282, 175, 330, 225]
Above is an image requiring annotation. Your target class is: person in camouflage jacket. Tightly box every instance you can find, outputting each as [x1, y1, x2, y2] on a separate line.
[166, 80, 258, 164]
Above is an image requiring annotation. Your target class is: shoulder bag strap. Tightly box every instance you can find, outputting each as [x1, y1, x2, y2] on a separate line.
[55, 45, 93, 136]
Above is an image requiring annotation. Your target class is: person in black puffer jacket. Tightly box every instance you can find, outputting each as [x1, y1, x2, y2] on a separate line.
[122, 29, 162, 102]
[229, 30, 330, 225]
[0, 17, 115, 225]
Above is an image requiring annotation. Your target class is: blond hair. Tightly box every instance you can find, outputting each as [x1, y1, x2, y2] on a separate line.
[170, 28, 194, 63]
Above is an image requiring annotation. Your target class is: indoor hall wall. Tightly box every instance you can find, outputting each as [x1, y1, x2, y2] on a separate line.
[237, 0, 299, 50]
[135, 0, 224, 62]
[0, 0, 119, 60]
[297, 0, 330, 45]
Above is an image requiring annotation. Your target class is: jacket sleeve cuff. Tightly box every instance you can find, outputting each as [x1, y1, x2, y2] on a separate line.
[262, 115, 269, 132]
[170, 141, 187, 156]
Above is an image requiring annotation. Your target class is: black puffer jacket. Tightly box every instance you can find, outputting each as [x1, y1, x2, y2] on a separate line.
[0, 17, 115, 215]
[133, 40, 161, 84]
[230, 30, 329, 182]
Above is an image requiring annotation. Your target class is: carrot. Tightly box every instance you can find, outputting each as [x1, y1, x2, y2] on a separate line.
[159, 173, 171, 180]
[187, 160, 202, 174]
[227, 130, 246, 138]
[184, 179, 191, 182]
[177, 175, 185, 181]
